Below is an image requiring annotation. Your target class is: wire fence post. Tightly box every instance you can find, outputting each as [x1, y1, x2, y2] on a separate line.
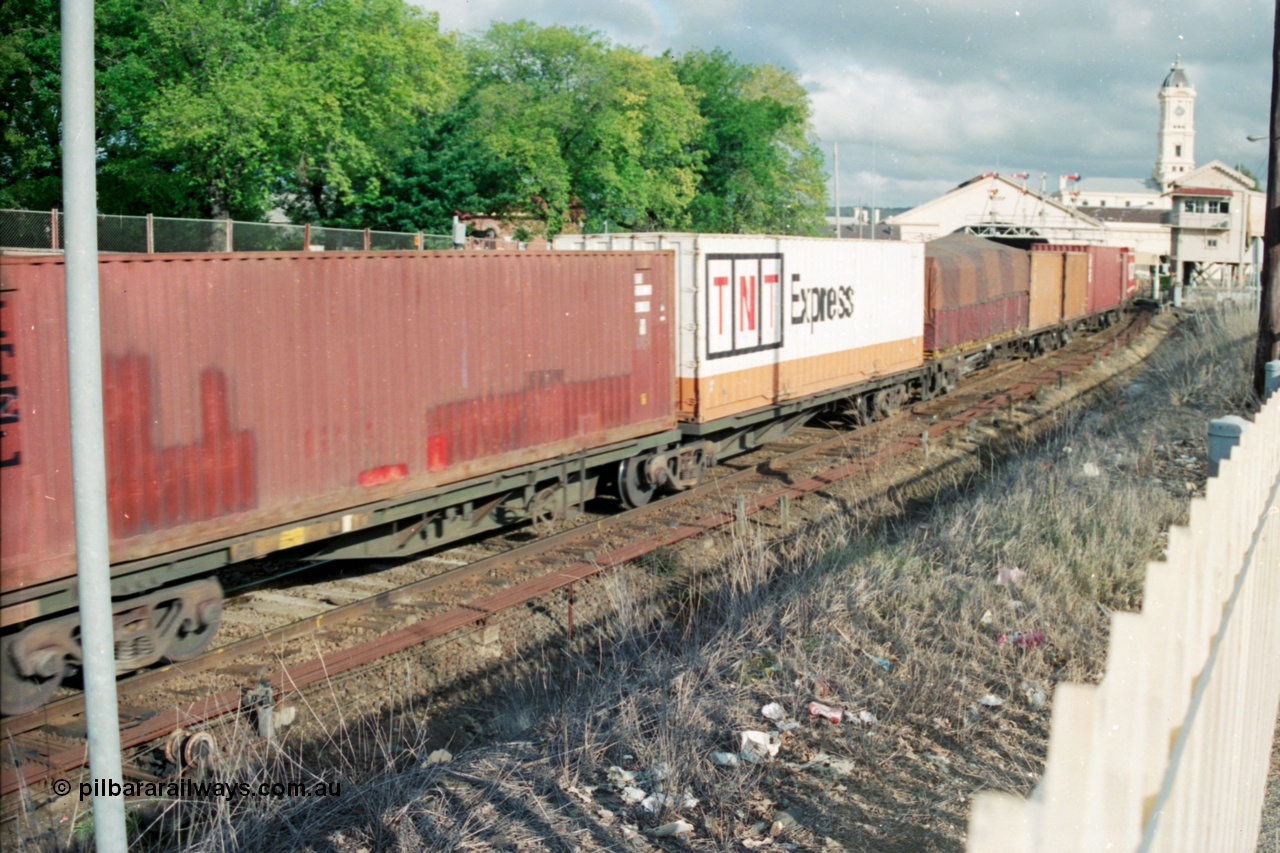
[61, 0, 127, 848]
[145, 213, 154, 254]
[224, 217, 233, 252]
[50, 208, 59, 251]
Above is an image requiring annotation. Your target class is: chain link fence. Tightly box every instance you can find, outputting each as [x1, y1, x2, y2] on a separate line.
[0, 209, 453, 254]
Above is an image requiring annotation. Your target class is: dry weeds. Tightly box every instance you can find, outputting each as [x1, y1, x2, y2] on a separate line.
[20, 306, 1270, 852]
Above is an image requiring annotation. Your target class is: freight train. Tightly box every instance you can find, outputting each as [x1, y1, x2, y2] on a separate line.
[0, 233, 1135, 714]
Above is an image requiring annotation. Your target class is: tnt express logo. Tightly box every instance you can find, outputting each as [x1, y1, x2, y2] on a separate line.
[790, 281, 854, 326]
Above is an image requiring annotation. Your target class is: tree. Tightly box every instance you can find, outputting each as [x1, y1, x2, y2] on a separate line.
[364, 104, 524, 233]
[673, 49, 828, 235]
[460, 22, 704, 235]
[1232, 162, 1261, 191]
[0, 0, 459, 220]
[0, 0, 65, 209]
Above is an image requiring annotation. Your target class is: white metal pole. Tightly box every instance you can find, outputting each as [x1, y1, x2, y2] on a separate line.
[833, 143, 841, 239]
[61, 0, 128, 848]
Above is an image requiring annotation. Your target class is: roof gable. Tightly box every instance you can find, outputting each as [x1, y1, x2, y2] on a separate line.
[1176, 160, 1258, 192]
[888, 173, 1102, 229]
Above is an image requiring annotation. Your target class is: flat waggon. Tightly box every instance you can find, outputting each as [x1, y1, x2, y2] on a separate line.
[0, 232, 1135, 715]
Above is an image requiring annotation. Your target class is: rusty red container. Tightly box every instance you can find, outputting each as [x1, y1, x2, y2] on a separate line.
[923, 234, 1030, 353]
[1084, 245, 1134, 315]
[0, 250, 675, 595]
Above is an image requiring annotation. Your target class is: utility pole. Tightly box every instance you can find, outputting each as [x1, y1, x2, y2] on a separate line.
[833, 143, 841, 239]
[62, 0, 128, 848]
[1257, 0, 1280, 397]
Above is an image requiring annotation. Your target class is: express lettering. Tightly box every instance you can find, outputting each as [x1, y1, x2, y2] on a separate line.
[791, 284, 854, 325]
[0, 296, 19, 468]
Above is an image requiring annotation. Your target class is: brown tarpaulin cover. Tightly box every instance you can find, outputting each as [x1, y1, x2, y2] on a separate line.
[924, 234, 1030, 352]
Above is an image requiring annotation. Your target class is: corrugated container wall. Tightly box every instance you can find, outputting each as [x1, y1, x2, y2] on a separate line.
[923, 234, 1030, 353]
[1084, 245, 1135, 315]
[1028, 251, 1066, 331]
[1032, 244, 1090, 321]
[554, 233, 925, 424]
[0, 250, 676, 591]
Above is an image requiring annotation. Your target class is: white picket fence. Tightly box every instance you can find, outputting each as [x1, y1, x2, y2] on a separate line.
[967, 389, 1280, 853]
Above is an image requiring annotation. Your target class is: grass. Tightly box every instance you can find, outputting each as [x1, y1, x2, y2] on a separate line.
[17, 305, 1265, 852]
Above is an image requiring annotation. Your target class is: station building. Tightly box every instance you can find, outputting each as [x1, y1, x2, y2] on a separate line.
[886, 58, 1264, 289]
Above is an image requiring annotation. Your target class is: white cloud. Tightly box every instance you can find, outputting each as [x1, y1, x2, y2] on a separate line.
[414, 0, 1270, 207]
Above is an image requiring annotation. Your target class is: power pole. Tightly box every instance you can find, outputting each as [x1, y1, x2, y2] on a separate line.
[63, 0, 128, 848]
[833, 143, 841, 239]
[1257, 0, 1280, 396]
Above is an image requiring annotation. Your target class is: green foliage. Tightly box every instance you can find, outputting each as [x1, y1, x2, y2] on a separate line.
[2, 10, 830, 235]
[1232, 162, 1260, 191]
[673, 49, 829, 235]
[0, 0, 63, 209]
[462, 22, 703, 234]
[1, 0, 458, 220]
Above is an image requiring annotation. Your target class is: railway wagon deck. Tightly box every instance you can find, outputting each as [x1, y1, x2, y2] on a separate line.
[0, 249, 676, 621]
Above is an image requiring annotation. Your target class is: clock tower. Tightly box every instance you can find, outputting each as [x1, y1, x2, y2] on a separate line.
[1154, 56, 1196, 190]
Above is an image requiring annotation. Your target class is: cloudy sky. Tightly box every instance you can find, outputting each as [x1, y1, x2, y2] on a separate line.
[417, 0, 1271, 210]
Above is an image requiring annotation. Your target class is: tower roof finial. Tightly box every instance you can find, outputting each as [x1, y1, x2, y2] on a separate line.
[1163, 57, 1190, 89]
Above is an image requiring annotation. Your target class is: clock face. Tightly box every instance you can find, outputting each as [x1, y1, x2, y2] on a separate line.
[1175, 106, 1185, 116]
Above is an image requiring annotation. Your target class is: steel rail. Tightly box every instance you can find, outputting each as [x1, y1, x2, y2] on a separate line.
[0, 313, 1150, 798]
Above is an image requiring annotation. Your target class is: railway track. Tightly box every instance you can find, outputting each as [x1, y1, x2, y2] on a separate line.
[0, 312, 1152, 808]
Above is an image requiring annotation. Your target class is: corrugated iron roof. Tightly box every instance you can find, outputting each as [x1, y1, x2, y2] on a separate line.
[1170, 186, 1232, 197]
[1078, 207, 1170, 224]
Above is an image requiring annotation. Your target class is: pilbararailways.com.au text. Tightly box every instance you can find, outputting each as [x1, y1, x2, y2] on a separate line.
[60, 778, 341, 801]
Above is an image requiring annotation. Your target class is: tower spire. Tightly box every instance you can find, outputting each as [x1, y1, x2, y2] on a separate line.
[1154, 57, 1195, 189]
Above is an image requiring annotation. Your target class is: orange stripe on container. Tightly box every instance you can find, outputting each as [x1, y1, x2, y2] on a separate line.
[680, 337, 923, 422]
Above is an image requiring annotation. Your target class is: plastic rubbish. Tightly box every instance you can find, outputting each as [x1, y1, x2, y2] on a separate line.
[807, 701, 844, 723]
[641, 791, 698, 813]
[711, 751, 741, 767]
[620, 786, 647, 804]
[996, 566, 1024, 586]
[998, 630, 1045, 648]
[978, 694, 1004, 707]
[648, 819, 694, 837]
[424, 748, 452, 765]
[607, 766, 636, 788]
[761, 702, 786, 722]
[979, 610, 994, 627]
[862, 651, 892, 672]
[857, 710, 876, 724]
[1082, 462, 1101, 478]
[1020, 680, 1047, 709]
[740, 730, 781, 763]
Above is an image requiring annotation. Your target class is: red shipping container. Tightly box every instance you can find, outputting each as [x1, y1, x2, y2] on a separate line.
[0, 250, 676, 595]
[1085, 245, 1134, 315]
[923, 234, 1029, 353]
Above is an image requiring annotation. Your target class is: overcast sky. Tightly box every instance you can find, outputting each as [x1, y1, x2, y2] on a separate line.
[416, 0, 1271, 210]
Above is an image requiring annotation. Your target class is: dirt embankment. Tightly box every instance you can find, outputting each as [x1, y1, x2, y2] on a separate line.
[19, 308, 1272, 853]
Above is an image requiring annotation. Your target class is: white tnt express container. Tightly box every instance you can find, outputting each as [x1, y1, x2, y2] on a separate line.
[554, 233, 924, 424]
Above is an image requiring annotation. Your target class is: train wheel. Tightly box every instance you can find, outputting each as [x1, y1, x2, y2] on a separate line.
[617, 456, 656, 508]
[163, 594, 223, 662]
[1, 632, 66, 716]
